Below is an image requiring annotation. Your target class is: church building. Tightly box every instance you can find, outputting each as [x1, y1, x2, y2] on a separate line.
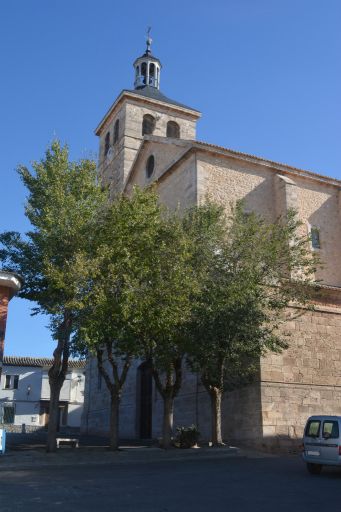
[82, 35, 341, 449]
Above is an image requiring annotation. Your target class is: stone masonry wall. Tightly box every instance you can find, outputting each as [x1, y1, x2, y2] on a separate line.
[260, 304, 341, 450]
[126, 141, 189, 190]
[97, 98, 198, 194]
[197, 154, 341, 287]
[197, 154, 276, 221]
[157, 156, 197, 211]
[83, 301, 341, 450]
[91, 96, 341, 450]
[296, 180, 341, 286]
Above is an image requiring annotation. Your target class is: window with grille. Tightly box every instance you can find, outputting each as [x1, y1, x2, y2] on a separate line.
[3, 375, 19, 389]
[3, 406, 15, 424]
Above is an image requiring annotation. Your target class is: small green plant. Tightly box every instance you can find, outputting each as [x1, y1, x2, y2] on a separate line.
[175, 425, 200, 448]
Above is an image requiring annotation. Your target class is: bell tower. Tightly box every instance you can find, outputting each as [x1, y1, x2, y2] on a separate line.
[134, 29, 162, 90]
[95, 31, 201, 196]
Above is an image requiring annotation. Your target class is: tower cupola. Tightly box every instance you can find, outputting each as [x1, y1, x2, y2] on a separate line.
[133, 29, 162, 90]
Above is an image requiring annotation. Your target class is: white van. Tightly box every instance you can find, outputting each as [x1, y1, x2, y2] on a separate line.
[303, 415, 341, 474]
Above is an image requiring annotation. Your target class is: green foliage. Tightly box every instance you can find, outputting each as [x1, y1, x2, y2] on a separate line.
[74, 187, 167, 360]
[0, 140, 107, 337]
[123, 206, 197, 372]
[0, 140, 109, 450]
[184, 200, 319, 392]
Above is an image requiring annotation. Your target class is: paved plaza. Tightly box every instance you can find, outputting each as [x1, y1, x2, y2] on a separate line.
[0, 448, 340, 512]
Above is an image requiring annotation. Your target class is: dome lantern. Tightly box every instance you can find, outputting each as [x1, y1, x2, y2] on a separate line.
[133, 28, 162, 90]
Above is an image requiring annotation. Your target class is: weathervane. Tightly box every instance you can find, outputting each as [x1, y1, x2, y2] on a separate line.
[146, 26, 152, 54]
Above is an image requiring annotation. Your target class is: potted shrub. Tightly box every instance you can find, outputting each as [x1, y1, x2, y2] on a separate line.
[174, 425, 200, 448]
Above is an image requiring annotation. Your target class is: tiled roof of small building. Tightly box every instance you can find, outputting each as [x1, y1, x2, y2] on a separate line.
[3, 356, 85, 368]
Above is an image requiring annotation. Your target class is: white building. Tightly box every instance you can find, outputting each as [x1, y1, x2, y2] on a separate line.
[0, 356, 85, 432]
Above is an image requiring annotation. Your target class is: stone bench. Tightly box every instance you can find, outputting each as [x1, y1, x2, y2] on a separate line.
[56, 438, 79, 449]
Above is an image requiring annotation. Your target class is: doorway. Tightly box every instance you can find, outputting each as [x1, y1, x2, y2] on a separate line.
[40, 402, 68, 431]
[138, 362, 153, 439]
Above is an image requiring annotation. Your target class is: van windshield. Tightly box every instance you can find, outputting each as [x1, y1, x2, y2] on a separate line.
[305, 420, 320, 438]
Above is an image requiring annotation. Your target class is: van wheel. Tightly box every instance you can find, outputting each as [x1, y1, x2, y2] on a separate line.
[307, 463, 322, 475]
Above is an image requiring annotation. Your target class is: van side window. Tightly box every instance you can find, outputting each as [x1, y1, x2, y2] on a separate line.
[322, 421, 339, 439]
[305, 420, 320, 437]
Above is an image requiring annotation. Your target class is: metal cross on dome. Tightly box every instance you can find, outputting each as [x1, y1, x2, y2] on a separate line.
[146, 27, 152, 54]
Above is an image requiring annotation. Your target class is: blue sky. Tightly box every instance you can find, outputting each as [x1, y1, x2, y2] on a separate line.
[1, 0, 340, 357]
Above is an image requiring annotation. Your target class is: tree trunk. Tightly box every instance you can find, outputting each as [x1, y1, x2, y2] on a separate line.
[151, 359, 183, 449]
[209, 387, 224, 446]
[46, 311, 71, 453]
[96, 347, 132, 451]
[46, 381, 62, 453]
[109, 391, 120, 451]
[161, 394, 174, 449]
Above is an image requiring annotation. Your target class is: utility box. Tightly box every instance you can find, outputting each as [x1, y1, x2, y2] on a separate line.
[0, 429, 6, 455]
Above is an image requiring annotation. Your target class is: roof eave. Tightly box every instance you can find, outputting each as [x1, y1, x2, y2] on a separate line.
[123, 137, 193, 193]
[193, 142, 341, 189]
[95, 91, 201, 136]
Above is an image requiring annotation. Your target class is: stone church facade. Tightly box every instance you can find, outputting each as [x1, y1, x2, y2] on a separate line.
[82, 36, 341, 449]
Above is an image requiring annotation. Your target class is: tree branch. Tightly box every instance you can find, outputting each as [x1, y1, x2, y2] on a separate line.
[105, 341, 120, 384]
[172, 357, 183, 399]
[152, 367, 166, 399]
[119, 356, 132, 388]
[96, 348, 115, 394]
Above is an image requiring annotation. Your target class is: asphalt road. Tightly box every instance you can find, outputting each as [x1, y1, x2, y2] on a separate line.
[0, 454, 340, 512]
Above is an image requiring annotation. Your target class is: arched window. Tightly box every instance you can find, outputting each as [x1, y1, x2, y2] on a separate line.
[166, 121, 180, 139]
[114, 119, 119, 144]
[149, 63, 155, 85]
[146, 155, 155, 179]
[142, 114, 155, 136]
[141, 62, 147, 85]
[104, 131, 110, 156]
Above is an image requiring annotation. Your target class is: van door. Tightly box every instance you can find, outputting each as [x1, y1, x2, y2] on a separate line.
[304, 419, 322, 457]
[319, 420, 339, 463]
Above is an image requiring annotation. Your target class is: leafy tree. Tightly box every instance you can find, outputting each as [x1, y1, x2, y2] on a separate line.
[0, 141, 107, 452]
[184, 201, 318, 445]
[74, 188, 166, 450]
[122, 203, 197, 448]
